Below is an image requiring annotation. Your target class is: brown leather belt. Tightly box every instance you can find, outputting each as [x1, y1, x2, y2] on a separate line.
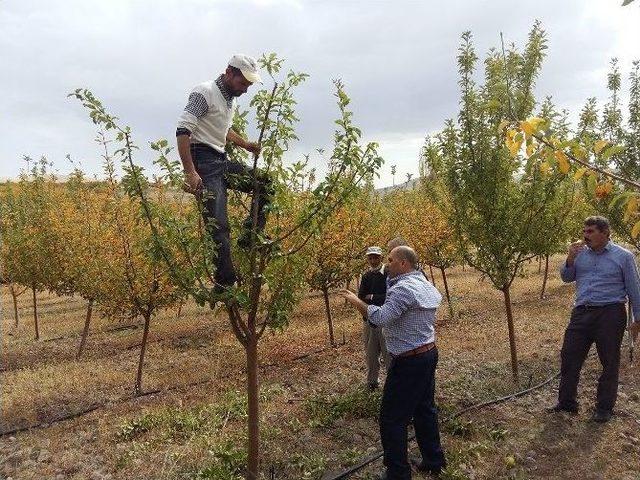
[395, 342, 436, 358]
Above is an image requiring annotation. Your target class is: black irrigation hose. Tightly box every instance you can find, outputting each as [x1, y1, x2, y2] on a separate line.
[0, 341, 344, 437]
[321, 370, 562, 480]
[321, 341, 640, 480]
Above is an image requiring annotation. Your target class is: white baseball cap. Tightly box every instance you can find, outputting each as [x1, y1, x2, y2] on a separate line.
[228, 54, 262, 84]
[366, 246, 383, 256]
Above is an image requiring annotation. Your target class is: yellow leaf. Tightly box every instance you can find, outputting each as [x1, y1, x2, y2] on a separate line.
[527, 117, 545, 131]
[626, 197, 638, 216]
[554, 151, 570, 174]
[509, 140, 522, 157]
[540, 161, 551, 174]
[632, 220, 640, 239]
[526, 141, 535, 157]
[573, 167, 587, 180]
[595, 182, 613, 199]
[594, 140, 609, 154]
[520, 121, 533, 136]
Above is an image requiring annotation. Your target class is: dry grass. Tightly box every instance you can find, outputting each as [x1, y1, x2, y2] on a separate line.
[1, 255, 638, 479]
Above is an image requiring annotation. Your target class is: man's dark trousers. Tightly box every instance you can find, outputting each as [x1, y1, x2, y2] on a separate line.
[191, 144, 272, 288]
[380, 348, 445, 479]
[558, 303, 627, 412]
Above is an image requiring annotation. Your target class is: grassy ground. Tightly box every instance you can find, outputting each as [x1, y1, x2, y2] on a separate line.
[1, 255, 638, 479]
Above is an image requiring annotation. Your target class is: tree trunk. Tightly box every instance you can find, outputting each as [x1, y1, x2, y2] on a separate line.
[76, 299, 94, 359]
[245, 334, 260, 480]
[429, 265, 436, 287]
[322, 287, 336, 346]
[538, 255, 542, 274]
[10, 284, 19, 328]
[440, 266, 454, 319]
[344, 280, 350, 306]
[502, 286, 519, 383]
[32, 285, 39, 340]
[539, 254, 550, 299]
[176, 302, 183, 319]
[439, 267, 451, 304]
[134, 312, 152, 395]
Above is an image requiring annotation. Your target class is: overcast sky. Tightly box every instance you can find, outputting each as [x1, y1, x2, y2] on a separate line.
[1, 0, 639, 187]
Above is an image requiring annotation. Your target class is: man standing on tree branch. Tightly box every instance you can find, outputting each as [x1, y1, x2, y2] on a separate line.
[548, 216, 640, 422]
[176, 54, 273, 292]
[340, 246, 446, 480]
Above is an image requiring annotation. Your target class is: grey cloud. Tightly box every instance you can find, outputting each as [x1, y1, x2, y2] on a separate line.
[1, 0, 639, 185]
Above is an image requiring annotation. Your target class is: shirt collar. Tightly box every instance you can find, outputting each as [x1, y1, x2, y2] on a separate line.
[388, 270, 421, 286]
[215, 75, 233, 108]
[370, 263, 384, 274]
[589, 240, 613, 253]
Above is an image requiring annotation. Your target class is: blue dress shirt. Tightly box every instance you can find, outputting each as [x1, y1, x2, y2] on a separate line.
[560, 241, 640, 321]
[367, 271, 442, 355]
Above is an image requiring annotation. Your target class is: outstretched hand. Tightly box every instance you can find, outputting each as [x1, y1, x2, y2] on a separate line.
[338, 289, 359, 305]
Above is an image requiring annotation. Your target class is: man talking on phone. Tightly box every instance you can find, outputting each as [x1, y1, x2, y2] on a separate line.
[548, 216, 640, 422]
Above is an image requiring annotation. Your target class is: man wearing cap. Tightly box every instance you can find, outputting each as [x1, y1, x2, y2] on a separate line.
[176, 54, 271, 291]
[358, 246, 390, 390]
[340, 246, 446, 480]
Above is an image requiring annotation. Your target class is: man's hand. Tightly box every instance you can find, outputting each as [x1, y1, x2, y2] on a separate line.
[245, 141, 261, 157]
[227, 130, 261, 157]
[183, 170, 203, 194]
[339, 289, 370, 318]
[339, 289, 360, 305]
[566, 240, 586, 266]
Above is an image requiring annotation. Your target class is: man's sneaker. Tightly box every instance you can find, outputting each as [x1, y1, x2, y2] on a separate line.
[545, 403, 578, 414]
[590, 409, 613, 423]
[410, 456, 445, 476]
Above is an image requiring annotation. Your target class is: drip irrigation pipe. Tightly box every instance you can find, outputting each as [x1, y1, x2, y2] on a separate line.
[0, 341, 343, 437]
[321, 343, 638, 480]
[321, 370, 562, 480]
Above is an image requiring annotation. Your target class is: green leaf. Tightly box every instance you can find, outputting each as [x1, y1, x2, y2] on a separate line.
[609, 191, 634, 209]
[586, 173, 598, 196]
[601, 144, 626, 160]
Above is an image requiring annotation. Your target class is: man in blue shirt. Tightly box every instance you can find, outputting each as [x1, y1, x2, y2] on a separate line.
[341, 246, 446, 479]
[548, 216, 640, 422]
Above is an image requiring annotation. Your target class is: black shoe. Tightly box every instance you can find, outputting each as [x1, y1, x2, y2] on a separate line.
[590, 409, 613, 423]
[410, 456, 444, 476]
[545, 403, 578, 414]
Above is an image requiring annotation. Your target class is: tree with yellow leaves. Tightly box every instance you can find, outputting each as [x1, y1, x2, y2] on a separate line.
[424, 23, 578, 383]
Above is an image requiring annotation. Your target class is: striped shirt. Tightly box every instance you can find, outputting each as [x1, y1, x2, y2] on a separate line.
[560, 241, 640, 321]
[367, 270, 442, 355]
